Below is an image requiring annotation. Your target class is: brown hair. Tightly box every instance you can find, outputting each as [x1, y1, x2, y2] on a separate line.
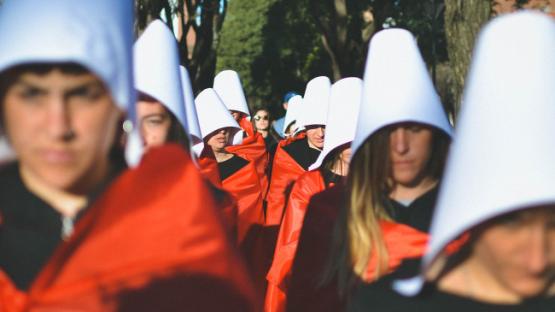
[321, 125, 451, 299]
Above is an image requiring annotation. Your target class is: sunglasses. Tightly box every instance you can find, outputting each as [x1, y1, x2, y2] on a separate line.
[254, 115, 269, 121]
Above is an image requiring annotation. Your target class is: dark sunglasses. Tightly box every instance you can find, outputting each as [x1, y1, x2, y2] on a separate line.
[254, 115, 269, 121]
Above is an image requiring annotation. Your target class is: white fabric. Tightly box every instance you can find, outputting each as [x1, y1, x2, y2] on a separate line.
[422, 11, 555, 275]
[309, 77, 362, 170]
[134, 20, 188, 135]
[0, 137, 15, 164]
[351, 28, 453, 157]
[282, 95, 303, 136]
[195, 88, 243, 146]
[297, 76, 331, 129]
[180, 66, 203, 145]
[213, 70, 250, 116]
[0, 0, 134, 113]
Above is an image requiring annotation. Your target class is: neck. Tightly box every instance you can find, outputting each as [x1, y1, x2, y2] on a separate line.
[213, 148, 233, 163]
[19, 167, 91, 218]
[389, 176, 436, 201]
[258, 129, 268, 138]
[439, 258, 523, 304]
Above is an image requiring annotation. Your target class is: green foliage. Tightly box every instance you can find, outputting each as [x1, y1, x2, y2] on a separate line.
[216, 0, 330, 114]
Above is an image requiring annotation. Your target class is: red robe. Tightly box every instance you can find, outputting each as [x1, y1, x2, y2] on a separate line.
[196, 146, 238, 239]
[286, 184, 428, 312]
[226, 132, 269, 198]
[264, 133, 307, 226]
[0, 145, 257, 311]
[221, 160, 265, 245]
[265, 170, 329, 312]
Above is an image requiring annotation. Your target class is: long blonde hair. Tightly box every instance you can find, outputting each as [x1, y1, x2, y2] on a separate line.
[322, 126, 450, 298]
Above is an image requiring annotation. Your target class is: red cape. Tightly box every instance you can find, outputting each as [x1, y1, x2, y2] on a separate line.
[287, 184, 428, 312]
[227, 121, 269, 197]
[264, 134, 307, 226]
[221, 160, 265, 245]
[0, 145, 257, 311]
[265, 170, 328, 312]
[196, 146, 238, 239]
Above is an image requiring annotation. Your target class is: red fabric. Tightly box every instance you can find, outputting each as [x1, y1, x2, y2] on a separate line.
[18, 145, 256, 311]
[363, 221, 428, 281]
[197, 146, 238, 239]
[238, 116, 256, 138]
[265, 170, 327, 312]
[0, 271, 26, 312]
[287, 185, 428, 312]
[197, 145, 223, 188]
[265, 134, 307, 226]
[221, 161, 265, 245]
[227, 131, 269, 196]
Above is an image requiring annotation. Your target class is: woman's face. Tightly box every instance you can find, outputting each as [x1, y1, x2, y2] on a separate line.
[253, 110, 270, 131]
[469, 207, 555, 299]
[306, 125, 325, 150]
[206, 128, 231, 153]
[136, 96, 171, 150]
[2, 69, 121, 193]
[339, 147, 352, 167]
[388, 122, 433, 187]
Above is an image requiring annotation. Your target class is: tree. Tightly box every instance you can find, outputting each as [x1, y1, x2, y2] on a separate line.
[136, 0, 227, 92]
[444, 0, 491, 119]
[308, 0, 374, 81]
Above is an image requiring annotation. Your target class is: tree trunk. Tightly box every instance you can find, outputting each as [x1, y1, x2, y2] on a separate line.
[444, 0, 491, 120]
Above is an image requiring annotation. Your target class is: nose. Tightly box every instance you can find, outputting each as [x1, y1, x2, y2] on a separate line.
[525, 225, 549, 274]
[316, 127, 325, 138]
[391, 128, 409, 154]
[47, 95, 74, 142]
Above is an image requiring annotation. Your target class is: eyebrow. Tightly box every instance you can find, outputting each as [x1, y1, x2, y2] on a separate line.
[14, 79, 104, 93]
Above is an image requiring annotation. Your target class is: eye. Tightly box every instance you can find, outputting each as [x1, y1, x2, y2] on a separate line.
[67, 83, 107, 102]
[17, 86, 44, 100]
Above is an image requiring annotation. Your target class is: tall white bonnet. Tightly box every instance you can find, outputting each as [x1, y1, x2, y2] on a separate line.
[297, 76, 331, 129]
[180, 66, 203, 145]
[309, 77, 362, 170]
[351, 28, 453, 158]
[282, 95, 303, 136]
[213, 70, 250, 116]
[423, 11, 555, 274]
[134, 20, 189, 136]
[0, 0, 135, 114]
[195, 88, 243, 146]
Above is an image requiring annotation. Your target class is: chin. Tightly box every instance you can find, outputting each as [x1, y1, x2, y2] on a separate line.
[510, 279, 550, 298]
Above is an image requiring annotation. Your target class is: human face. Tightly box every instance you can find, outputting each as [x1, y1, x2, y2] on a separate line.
[229, 110, 242, 122]
[205, 128, 231, 153]
[306, 125, 325, 150]
[136, 96, 171, 150]
[389, 123, 433, 187]
[2, 69, 121, 194]
[339, 147, 352, 168]
[469, 207, 555, 299]
[253, 110, 270, 131]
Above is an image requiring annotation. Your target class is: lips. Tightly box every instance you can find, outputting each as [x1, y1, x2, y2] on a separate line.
[41, 149, 75, 164]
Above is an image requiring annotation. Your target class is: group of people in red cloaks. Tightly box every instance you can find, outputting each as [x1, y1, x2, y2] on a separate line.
[1, 0, 555, 311]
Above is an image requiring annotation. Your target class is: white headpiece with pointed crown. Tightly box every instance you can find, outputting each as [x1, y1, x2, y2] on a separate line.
[213, 70, 250, 116]
[310, 77, 362, 170]
[394, 12, 555, 296]
[297, 76, 331, 129]
[195, 88, 243, 146]
[352, 28, 453, 158]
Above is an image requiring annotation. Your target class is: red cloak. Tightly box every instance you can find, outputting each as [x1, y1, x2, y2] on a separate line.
[264, 133, 307, 226]
[227, 118, 269, 197]
[0, 145, 257, 311]
[265, 170, 328, 312]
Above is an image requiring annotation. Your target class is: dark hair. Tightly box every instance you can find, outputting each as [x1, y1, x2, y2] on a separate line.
[320, 125, 451, 301]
